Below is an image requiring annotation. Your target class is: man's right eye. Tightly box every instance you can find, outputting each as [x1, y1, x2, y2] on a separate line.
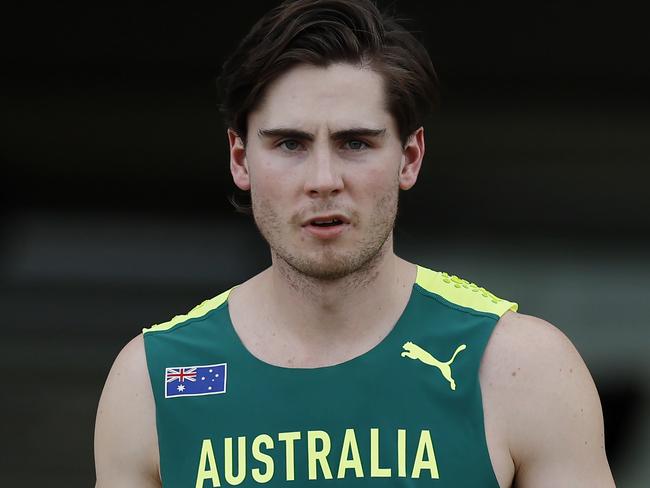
[279, 140, 302, 151]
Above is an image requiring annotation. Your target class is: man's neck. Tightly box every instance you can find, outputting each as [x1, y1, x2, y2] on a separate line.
[258, 240, 416, 347]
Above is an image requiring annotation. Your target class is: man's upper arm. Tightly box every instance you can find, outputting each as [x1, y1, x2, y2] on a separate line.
[94, 334, 160, 487]
[491, 312, 615, 488]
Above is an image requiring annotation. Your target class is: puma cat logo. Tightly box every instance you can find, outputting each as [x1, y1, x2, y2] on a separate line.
[401, 341, 467, 390]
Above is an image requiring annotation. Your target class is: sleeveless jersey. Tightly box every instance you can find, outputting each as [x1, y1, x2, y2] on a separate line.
[143, 265, 518, 487]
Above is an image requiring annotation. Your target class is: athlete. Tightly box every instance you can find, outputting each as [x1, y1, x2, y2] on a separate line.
[94, 1, 615, 487]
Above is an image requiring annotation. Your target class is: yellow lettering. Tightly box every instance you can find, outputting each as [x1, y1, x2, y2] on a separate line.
[336, 428, 364, 478]
[397, 429, 407, 477]
[411, 430, 439, 479]
[195, 439, 221, 488]
[278, 431, 301, 481]
[370, 428, 391, 477]
[224, 436, 246, 485]
[252, 434, 275, 483]
[307, 430, 333, 480]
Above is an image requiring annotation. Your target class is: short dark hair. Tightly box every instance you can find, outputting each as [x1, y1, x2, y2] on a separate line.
[217, 0, 439, 145]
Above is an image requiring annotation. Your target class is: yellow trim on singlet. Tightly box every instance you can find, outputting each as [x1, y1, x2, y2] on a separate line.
[142, 266, 516, 334]
[142, 288, 233, 334]
[415, 265, 518, 317]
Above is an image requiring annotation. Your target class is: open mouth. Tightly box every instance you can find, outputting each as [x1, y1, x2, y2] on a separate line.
[303, 213, 350, 227]
[302, 215, 350, 238]
[310, 219, 344, 227]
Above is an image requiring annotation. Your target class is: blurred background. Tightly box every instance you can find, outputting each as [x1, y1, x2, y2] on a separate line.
[1, 1, 648, 486]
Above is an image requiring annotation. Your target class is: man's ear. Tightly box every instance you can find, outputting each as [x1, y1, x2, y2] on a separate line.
[399, 127, 425, 190]
[228, 128, 250, 191]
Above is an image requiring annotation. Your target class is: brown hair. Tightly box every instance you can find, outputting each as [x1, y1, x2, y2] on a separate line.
[217, 0, 439, 145]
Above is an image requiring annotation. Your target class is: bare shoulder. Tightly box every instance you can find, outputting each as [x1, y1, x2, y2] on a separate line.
[94, 334, 160, 487]
[481, 311, 615, 487]
[481, 311, 579, 383]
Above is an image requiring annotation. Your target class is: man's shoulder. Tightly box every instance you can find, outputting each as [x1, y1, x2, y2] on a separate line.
[114, 333, 148, 370]
[95, 334, 161, 486]
[489, 310, 575, 357]
[482, 310, 586, 392]
[97, 334, 155, 433]
[481, 311, 613, 483]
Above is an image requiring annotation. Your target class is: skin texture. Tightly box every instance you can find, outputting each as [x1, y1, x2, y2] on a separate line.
[481, 312, 615, 487]
[94, 335, 160, 487]
[94, 63, 615, 487]
[232, 63, 418, 283]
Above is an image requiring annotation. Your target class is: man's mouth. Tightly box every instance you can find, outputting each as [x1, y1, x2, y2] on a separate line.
[303, 214, 350, 228]
[310, 218, 344, 227]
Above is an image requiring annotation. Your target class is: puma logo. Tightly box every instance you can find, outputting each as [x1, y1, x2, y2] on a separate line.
[401, 341, 467, 390]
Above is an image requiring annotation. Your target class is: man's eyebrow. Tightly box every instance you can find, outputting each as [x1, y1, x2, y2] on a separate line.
[331, 128, 386, 140]
[257, 128, 314, 141]
[258, 127, 387, 141]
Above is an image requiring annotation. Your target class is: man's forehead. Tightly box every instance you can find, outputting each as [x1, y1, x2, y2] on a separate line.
[249, 63, 392, 126]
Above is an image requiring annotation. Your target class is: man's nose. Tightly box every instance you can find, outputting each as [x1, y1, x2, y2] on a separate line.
[303, 148, 344, 197]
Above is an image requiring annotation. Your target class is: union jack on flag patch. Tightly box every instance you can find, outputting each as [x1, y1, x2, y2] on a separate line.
[164, 363, 227, 398]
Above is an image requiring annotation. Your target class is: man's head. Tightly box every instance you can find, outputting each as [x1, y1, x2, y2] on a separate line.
[218, 0, 438, 280]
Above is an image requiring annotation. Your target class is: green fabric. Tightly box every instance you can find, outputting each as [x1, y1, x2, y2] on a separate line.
[144, 282, 502, 487]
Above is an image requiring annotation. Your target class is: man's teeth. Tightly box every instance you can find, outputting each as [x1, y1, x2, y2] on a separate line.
[312, 219, 341, 226]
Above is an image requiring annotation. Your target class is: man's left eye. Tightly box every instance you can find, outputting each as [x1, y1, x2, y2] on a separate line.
[279, 140, 302, 151]
[345, 140, 367, 150]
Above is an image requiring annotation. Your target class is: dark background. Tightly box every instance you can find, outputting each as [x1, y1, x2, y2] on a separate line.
[1, 1, 648, 486]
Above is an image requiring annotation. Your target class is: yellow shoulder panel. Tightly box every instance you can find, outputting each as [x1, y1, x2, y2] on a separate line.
[142, 288, 233, 334]
[415, 266, 518, 317]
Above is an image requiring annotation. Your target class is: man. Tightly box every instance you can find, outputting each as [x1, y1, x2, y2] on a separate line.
[94, 1, 615, 486]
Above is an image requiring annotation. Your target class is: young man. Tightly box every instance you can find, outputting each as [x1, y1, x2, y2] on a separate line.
[94, 1, 615, 487]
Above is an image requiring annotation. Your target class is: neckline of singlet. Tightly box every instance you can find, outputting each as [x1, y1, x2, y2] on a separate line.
[221, 282, 420, 373]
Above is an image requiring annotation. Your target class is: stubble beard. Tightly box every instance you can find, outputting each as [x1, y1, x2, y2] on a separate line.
[251, 188, 399, 282]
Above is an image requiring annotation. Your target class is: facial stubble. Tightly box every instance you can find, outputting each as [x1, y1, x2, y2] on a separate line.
[251, 186, 399, 282]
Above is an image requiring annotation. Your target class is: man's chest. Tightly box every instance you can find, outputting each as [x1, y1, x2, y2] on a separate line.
[154, 352, 504, 487]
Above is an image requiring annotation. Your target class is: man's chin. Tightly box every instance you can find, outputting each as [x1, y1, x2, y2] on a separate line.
[296, 266, 356, 281]
[281, 248, 386, 282]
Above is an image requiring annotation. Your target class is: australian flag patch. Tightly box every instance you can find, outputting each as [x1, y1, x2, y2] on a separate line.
[164, 363, 227, 398]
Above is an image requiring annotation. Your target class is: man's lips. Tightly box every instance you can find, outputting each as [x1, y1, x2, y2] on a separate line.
[301, 214, 351, 227]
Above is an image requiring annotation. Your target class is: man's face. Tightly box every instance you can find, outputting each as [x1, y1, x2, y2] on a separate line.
[232, 63, 421, 280]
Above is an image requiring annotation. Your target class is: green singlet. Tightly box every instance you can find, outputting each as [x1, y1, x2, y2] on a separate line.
[143, 265, 518, 487]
